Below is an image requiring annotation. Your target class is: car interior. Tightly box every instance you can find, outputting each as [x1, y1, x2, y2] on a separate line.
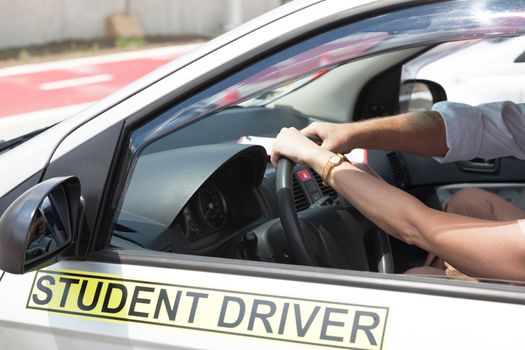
[112, 33, 525, 278]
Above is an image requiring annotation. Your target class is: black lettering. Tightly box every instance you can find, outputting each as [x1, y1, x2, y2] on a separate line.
[295, 304, 320, 337]
[77, 280, 103, 311]
[154, 289, 182, 321]
[129, 286, 155, 318]
[247, 299, 276, 333]
[218, 296, 246, 328]
[32, 275, 55, 305]
[101, 283, 128, 313]
[320, 307, 347, 342]
[278, 302, 290, 334]
[350, 311, 380, 346]
[186, 292, 209, 323]
[58, 277, 80, 307]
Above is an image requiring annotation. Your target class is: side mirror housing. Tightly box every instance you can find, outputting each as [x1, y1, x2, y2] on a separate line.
[0, 176, 83, 274]
[399, 79, 447, 113]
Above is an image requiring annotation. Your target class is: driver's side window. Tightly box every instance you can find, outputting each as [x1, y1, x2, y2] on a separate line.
[112, 0, 500, 271]
[111, 12, 387, 257]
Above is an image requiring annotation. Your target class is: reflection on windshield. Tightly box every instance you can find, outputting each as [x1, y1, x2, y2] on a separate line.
[239, 69, 330, 107]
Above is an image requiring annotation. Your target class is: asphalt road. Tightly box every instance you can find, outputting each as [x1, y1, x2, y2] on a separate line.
[0, 43, 200, 140]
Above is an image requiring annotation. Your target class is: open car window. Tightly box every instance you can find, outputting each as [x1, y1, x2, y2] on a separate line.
[111, 0, 525, 285]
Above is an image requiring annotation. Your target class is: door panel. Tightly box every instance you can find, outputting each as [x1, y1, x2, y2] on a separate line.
[369, 150, 525, 212]
[402, 154, 525, 187]
[1, 260, 524, 350]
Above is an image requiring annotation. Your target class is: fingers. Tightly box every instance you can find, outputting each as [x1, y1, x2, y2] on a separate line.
[301, 122, 321, 137]
[302, 122, 327, 147]
[271, 127, 294, 167]
[270, 149, 280, 167]
[271, 127, 310, 167]
[302, 121, 350, 152]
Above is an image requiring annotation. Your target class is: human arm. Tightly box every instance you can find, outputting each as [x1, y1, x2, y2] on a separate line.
[271, 128, 525, 281]
[300, 110, 448, 157]
[329, 163, 525, 281]
[302, 101, 525, 162]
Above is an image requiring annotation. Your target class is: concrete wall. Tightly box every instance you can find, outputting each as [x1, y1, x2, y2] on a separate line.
[0, 0, 282, 49]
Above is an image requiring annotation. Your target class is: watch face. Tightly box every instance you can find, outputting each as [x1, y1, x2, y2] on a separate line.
[329, 155, 342, 164]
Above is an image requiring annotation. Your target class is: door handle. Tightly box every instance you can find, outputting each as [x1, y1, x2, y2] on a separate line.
[456, 158, 500, 174]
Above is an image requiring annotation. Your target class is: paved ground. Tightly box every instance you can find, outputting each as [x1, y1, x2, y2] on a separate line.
[0, 42, 201, 140]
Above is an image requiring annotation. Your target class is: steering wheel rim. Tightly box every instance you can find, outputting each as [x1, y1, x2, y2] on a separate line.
[275, 157, 394, 272]
[275, 158, 316, 265]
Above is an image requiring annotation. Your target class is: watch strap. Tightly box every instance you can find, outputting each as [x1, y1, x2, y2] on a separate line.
[321, 153, 346, 186]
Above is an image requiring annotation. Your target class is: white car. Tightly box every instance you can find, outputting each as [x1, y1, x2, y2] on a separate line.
[1, 1, 525, 349]
[414, 36, 525, 105]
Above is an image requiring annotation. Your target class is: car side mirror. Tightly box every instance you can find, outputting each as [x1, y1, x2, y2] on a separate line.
[0, 176, 83, 274]
[399, 79, 447, 113]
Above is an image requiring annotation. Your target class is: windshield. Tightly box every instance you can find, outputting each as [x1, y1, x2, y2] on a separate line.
[0, 125, 51, 155]
[239, 69, 330, 107]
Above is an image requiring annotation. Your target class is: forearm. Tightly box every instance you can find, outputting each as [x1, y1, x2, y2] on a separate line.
[308, 149, 429, 244]
[319, 161, 525, 280]
[347, 111, 448, 157]
[413, 209, 525, 281]
[323, 161, 429, 245]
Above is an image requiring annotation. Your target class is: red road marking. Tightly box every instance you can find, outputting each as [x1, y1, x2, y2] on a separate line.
[0, 55, 180, 118]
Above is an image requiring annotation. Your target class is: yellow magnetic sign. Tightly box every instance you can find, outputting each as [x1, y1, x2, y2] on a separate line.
[28, 270, 388, 349]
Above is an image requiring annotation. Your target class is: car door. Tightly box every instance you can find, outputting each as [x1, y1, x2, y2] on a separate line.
[1, 1, 525, 349]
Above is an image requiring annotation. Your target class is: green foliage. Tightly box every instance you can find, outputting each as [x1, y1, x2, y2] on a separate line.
[18, 49, 31, 60]
[114, 36, 145, 49]
[91, 42, 100, 52]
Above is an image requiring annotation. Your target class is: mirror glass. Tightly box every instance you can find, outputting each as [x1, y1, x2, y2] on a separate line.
[399, 81, 434, 113]
[25, 195, 70, 263]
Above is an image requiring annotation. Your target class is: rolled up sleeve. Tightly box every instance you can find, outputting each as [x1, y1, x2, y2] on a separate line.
[432, 101, 525, 163]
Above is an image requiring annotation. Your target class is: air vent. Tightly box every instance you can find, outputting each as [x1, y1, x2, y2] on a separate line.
[386, 152, 410, 189]
[113, 223, 137, 233]
[312, 171, 338, 200]
[292, 176, 310, 211]
[162, 245, 175, 253]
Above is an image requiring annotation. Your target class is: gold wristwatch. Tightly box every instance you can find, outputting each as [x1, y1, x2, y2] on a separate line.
[321, 153, 347, 186]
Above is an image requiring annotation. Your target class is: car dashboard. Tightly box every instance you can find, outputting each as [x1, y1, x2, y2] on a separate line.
[112, 140, 352, 257]
[113, 144, 267, 254]
[173, 158, 264, 252]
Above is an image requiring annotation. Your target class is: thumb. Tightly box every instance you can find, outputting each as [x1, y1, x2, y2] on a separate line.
[321, 139, 334, 150]
[301, 124, 319, 137]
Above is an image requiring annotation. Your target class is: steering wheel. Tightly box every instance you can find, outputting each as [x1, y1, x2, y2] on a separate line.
[275, 157, 394, 273]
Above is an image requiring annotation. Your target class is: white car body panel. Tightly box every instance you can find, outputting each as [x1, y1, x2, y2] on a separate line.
[1, 260, 523, 350]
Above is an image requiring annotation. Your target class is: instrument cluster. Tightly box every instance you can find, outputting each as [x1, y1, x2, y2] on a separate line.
[179, 182, 229, 243]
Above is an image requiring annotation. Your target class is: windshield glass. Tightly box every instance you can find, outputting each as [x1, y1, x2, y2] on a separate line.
[239, 69, 330, 107]
[0, 125, 51, 155]
[130, 0, 525, 154]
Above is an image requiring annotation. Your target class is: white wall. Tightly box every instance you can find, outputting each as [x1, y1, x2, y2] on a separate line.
[0, 0, 282, 49]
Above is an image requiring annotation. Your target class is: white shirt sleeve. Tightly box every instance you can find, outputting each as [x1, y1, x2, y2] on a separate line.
[432, 101, 525, 163]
